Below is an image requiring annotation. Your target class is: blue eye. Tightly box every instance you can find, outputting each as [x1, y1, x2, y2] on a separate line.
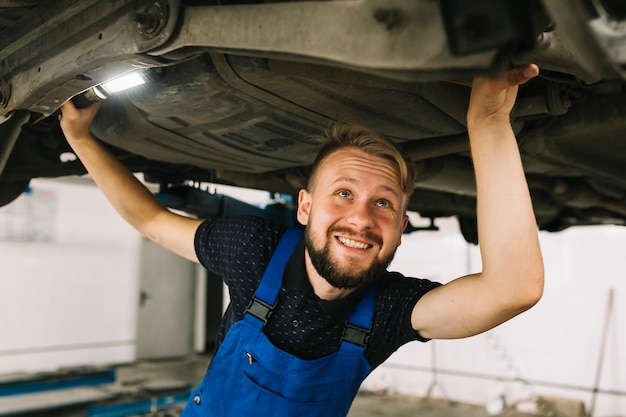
[377, 199, 390, 208]
[338, 190, 351, 198]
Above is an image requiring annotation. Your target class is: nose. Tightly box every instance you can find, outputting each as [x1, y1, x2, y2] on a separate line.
[345, 200, 375, 230]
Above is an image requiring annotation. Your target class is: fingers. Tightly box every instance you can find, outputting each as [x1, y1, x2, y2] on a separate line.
[59, 100, 101, 128]
[59, 100, 101, 140]
[473, 64, 539, 93]
[60, 100, 77, 120]
[507, 64, 539, 87]
[61, 100, 100, 118]
[467, 64, 539, 125]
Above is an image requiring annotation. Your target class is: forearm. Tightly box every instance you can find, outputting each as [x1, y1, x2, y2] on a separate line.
[67, 133, 167, 239]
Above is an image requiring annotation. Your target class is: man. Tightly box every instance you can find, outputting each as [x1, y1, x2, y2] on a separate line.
[59, 64, 544, 416]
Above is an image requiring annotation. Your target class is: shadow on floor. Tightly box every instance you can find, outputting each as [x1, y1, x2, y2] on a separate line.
[349, 393, 535, 417]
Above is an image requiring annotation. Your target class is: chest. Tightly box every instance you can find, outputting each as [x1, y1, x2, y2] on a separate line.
[263, 289, 345, 360]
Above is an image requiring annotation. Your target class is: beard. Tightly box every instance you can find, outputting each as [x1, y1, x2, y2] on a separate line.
[304, 225, 396, 290]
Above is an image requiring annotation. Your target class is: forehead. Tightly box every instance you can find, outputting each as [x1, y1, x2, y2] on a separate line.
[315, 148, 403, 193]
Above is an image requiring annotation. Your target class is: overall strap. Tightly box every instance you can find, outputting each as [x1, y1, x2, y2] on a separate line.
[341, 279, 380, 352]
[244, 227, 303, 327]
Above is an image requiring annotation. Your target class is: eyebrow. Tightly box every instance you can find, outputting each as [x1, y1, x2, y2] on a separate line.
[331, 176, 402, 200]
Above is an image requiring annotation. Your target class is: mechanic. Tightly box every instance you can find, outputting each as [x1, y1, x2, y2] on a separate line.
[59, 64, 544, 417]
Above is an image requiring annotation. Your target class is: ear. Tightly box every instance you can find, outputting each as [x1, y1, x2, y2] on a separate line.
[297, 189, 312, 225]
[397, 214, 409, 247]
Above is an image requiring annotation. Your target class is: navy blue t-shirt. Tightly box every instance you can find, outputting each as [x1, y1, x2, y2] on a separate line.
[194, 215, 440, 369]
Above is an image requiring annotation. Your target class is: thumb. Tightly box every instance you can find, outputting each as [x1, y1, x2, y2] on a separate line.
[506, 64, 539, 88]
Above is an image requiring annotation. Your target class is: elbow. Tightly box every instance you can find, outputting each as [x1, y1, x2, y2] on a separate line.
[134, 206, 171, 243]
[136, 221, 158, 242]
[513, 266, 545, 313]
[529, 281, 544, 309]
[531, 271, 545, 306]
[492, 261, 544, 318]
[528, 260, 545, 305]
[521, 282, 543, 312]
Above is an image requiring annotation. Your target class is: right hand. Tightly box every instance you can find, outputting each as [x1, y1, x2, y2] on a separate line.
[59, 100, 101, 142]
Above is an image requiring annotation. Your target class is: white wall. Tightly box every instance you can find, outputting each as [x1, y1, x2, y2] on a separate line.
[363, 213, 626, 417]
[0, 179, 141, 373]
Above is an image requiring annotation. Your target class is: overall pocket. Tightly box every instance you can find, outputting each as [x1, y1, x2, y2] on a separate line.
[234, 369, 334, 416]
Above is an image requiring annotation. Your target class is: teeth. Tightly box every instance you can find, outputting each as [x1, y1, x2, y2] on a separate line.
[337, 236, 371, 249]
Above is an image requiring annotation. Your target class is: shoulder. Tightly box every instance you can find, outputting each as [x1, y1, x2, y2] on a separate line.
[366, 272, 441, 365]
[373, 271, 441, 328]
[377, 271, 441, 301]
[195, 215, 285, 247]
[194, 215, 287, 273]
[196, 215, 282, 238]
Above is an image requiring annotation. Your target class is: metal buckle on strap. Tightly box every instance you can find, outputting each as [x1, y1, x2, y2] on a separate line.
[342, 323, 370, 347]
[245, 298, 275, 324]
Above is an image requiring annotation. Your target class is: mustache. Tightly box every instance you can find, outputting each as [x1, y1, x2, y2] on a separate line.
[328, 225, 383, 247]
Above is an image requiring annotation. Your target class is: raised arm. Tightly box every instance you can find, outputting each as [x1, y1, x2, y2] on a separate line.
[59, 101, 202, 263]
[412, 64, 544, 339]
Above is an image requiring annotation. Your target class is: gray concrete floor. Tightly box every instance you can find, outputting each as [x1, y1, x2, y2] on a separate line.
[116, 356, 535, 417]
[349, 393, 534, 417]
[0, 356, 538, 416]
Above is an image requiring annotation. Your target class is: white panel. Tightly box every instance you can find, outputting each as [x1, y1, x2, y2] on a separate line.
[0, 242, 139, 373]
[135, 239, 195, 359]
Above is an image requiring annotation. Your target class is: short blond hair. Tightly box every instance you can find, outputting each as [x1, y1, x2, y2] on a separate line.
[308, 124, 416, 202]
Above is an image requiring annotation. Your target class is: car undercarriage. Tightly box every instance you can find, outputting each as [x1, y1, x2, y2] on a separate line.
[1, 0, 625, 242]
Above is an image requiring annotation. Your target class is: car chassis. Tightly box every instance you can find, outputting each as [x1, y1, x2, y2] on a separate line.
[1, 0, 625, 242]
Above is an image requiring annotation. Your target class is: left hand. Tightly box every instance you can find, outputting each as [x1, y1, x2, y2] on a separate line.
[467, 64, 539, 128]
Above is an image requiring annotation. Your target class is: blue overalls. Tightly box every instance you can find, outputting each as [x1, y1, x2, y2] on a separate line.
[182, 227, 378, 416]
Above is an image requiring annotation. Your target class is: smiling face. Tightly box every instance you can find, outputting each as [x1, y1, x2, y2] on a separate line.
[297, 147, 409, 290]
